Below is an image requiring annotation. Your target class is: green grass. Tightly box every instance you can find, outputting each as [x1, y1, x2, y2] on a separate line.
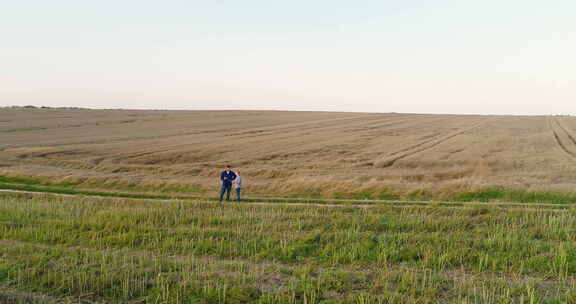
[3, 174, 576, 205]
[0, 192, 576, 303]
[0, 174, 207, 195]
[2, 181, 575, 213]
[4, 173, 576, 208]
[333, 191, 401, 201]
[0, 175, 77, 188]
[0, 174, 422, 208]
[450, 188, 576, 204]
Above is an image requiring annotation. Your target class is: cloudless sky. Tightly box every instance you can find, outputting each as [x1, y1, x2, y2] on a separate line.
[1, 0, 575, 114]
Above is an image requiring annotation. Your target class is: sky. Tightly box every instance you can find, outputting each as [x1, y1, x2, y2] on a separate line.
[1, 0, 575, 115]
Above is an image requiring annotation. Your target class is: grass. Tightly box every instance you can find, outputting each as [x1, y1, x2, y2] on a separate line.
[0, 174, 202, 196]
[0, 181, 182, 200]
[0, 175, 78, 188]
[3, 174, 576, 207]
[1, 192, 576, 303]
[1, 177, 576, 214]
[449, 188, 576, 204]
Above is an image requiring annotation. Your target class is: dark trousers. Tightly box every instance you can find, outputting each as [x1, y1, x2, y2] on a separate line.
[236, 188, 241, 201]
[219, 184, 232, 201]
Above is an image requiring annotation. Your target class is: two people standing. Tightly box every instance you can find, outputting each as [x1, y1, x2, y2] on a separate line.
[219, 165, 242, 202]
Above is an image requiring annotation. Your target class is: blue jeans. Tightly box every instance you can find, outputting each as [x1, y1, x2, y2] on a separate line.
[236, 188, 241, 201]
[219, 184, 232, 201]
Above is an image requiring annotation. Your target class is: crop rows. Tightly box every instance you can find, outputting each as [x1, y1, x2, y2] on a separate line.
[7, 109, 575, 199]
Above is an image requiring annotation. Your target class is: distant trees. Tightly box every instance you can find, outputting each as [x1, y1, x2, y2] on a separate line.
[1, 105, 85, 110]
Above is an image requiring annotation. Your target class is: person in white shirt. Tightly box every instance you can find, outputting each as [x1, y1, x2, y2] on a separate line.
[234, 170, 243, 201]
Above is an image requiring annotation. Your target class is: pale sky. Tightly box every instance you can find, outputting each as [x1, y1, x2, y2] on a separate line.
[1, 1, 575, 115]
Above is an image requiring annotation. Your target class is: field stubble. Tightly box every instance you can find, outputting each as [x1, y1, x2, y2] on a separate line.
[3, 109, 576, 302]
[2, 109, 576, 199]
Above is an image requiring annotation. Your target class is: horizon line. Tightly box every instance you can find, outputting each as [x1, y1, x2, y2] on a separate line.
[3, 104, 571, 117]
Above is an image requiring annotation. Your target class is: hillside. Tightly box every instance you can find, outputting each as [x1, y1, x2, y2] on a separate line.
[1, 108, 574, 199]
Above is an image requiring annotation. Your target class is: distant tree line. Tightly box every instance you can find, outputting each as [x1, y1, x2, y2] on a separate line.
[2, 105, 86, 110]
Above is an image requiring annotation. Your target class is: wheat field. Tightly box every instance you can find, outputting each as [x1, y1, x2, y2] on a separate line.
[2, 108, 576, 303]
[1, 108, 575, 199]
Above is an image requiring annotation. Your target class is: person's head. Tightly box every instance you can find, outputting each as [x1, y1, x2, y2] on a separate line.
[236, 170, 240, 176]
[225, 165, 231, 172]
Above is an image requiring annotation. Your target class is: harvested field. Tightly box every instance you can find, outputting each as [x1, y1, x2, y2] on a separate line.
[2, 109, 576, 303]
[1, 108, 575, 200]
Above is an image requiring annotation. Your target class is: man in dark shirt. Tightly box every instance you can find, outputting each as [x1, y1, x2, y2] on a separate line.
[219, 165, 237, 202]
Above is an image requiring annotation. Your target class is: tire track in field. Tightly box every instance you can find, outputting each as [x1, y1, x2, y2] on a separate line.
[548, 116, 576, 159]
[47, 115, 376, 164]
[195, 116, 409, 163]
[375, 118, 495, 168]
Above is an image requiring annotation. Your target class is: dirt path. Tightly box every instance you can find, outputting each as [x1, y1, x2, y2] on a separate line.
[0, 189, 572, 211]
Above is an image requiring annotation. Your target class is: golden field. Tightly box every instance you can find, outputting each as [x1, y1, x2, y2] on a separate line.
[1, 108, 575, 199]
[2, 108, 576, 303]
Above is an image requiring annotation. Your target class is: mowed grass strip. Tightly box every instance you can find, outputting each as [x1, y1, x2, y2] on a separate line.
[1, 193, 576, 303]
[2, 174, 576, 209]
[1, 183, 574, 212]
